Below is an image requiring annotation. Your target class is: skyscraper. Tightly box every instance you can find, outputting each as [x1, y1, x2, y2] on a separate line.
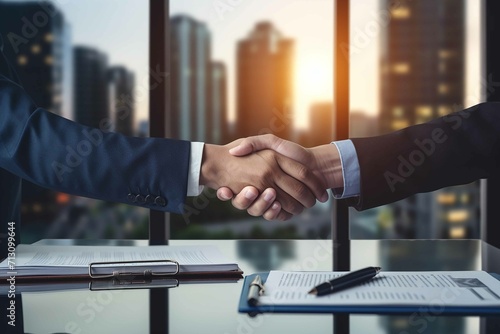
[209, 61, 227, 144]
[109, 66, 135, 136]
[308, 102, 334, 148]
[379, 0, 478, 238]
[170, 15, 211, 142]
[236, 22, 294, 140]
[0, 1, 69, 116]
[73, 46, 109, 129]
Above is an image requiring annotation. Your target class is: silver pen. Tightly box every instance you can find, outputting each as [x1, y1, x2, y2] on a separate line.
[247, 275, 264, 306]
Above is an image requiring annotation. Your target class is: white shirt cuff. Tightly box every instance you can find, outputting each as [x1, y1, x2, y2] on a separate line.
[332, 139, 361, 199]
[187, 142, 204, 196]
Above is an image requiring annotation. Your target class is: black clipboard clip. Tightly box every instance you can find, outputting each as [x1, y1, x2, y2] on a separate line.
[88, 259, 180, 279]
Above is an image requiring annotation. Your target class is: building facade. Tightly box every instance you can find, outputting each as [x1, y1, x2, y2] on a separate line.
[73, 46, 109, 129]
[236, 22, 294, 140]
[109, 66, 135, 136]
[379, 0, 478, 238]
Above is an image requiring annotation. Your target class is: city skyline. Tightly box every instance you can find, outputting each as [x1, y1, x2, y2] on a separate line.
[53, 0, 480, 129]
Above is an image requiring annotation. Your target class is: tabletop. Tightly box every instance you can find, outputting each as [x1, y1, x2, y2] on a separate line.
[3, 239, 500, 334]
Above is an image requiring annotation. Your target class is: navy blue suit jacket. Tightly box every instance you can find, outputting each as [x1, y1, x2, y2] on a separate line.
[0, 34, 191, 256]
[349, 103, 500, 210]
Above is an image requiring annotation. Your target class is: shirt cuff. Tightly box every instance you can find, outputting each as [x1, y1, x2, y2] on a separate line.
[187, 142, 204, 196]
[332, 140, 361, 199]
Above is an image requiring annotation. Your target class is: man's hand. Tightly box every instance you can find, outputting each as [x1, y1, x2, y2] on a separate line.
[216, 134, 343, 220]
[200, 140, 329, 221]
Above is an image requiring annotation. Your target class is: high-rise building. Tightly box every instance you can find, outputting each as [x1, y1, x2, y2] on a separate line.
[170, 15, 211, 142]
[379, 0, 478, 238]
[236, 22, 294, 140]
[0, 1, 71, 224]
[209, 61, 227, 144]
[307, 102, 334, 147]
[73, 46, 109, 129]
[108, 66, 135, 136]
[0, 1, 69, 116]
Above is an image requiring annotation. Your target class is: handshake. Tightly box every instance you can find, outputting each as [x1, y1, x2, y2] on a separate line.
[200, 134, 343, 221]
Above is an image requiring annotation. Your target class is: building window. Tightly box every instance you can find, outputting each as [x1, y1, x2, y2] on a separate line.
[392, 62, 410, 74]
[446, 209, 470, 223]
[392, 106, 404, 117]
[31, 44, 41, 54]
[438, 49, 454, 59]
[416, 105, 432, 118]
[438, 105, 451, 116]
[44, 33, 53, 43]
[391, 6, 411, 19]
[438, 83, 449, 95]
[437, 193, 456, 205]
[449, 226, 466, 239]
[17, 55, 28, 66]
[391, 119, 409, 130]
[44, 55, 54, 65]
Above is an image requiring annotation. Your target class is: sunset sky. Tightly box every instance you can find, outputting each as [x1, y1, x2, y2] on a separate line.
[59, 0, 480, 131]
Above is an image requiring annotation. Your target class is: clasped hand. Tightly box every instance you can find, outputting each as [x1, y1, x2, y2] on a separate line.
[200, 135, 341, 221]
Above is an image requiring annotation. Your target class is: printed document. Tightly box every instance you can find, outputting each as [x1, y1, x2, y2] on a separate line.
[259, 271, 500, 307]
[0, 244, 239, 278]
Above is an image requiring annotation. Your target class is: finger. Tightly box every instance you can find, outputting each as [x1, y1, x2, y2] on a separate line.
[217, 187, 234, 201]
[274, 208, 293, 221]
[273, 184, 307, 215]
[230, 186, 259, 210]
[247, 188, 277, 217]
[262, 201, 282, 221]
[229, 134, 282, 156]
[276, 155, 328, 203]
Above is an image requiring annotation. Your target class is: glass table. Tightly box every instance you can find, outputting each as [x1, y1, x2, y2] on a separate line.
[3, 239, 500, 334]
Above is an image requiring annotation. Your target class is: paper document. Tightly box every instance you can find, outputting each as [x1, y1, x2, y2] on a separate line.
[0, 244, 240, 279]
[259, 271, 500, 307]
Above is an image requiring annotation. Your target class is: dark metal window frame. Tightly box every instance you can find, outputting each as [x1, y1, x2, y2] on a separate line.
[147, 0, 351, 255]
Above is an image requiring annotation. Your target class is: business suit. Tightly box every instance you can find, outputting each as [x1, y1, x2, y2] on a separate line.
[349, 102, 500, 210]
[0, 34, 191, 258]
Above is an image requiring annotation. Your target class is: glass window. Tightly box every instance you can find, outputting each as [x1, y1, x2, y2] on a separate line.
[169, 0, 334, 239]
[0, 0, 150, 242]
[349, 0, 481, 239]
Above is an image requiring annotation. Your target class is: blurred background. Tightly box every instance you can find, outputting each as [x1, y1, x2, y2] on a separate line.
[0, 0, 481, 242]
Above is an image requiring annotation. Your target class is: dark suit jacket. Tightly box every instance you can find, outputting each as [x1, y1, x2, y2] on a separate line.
[0, 34, 191, 255]
[349, 102, 500, 210]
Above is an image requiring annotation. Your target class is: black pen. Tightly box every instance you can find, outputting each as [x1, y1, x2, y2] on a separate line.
[308, 266, 381, 296]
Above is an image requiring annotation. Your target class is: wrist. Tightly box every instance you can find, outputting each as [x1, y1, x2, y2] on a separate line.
[200, 144, 225, 189]
[309, 144, 343, 190]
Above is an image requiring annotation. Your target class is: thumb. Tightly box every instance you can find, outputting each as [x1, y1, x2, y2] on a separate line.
[229, 134, 280, 156]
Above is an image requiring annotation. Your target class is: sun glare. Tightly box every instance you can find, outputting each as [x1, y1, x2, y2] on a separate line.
[296, 55, 332, 99]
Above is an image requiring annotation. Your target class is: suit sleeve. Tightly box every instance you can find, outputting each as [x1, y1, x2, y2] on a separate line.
[348, 103, 500, 210]
[0, 75, 191, 214]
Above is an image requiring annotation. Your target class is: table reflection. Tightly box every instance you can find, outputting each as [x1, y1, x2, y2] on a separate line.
[2, 239, 500, 334]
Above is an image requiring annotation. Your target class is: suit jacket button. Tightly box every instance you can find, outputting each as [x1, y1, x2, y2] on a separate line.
[127, 193, 135, 202]
[155, 196, 167, 207]
[145, 194, 154, 205]
[135, 194, 145, 204]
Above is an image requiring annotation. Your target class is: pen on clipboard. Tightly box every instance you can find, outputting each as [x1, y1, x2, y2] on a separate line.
[247, 275, 264, 306]
[308, 266, 381, 296]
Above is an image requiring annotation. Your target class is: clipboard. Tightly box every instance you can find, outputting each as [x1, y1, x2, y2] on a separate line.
[0, 244, 244, 282]
[238, 272, 500, 315]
